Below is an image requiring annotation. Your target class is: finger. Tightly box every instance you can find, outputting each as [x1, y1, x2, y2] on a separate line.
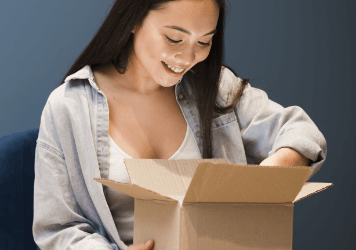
[126, 239, 154, 250]
[144, 239, 154, 249]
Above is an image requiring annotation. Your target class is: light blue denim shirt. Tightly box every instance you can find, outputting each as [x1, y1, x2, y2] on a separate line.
[33, 65, 327, 250]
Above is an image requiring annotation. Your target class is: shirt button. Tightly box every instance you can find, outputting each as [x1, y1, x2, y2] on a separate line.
[178, 94, 184, 100]
[196, 131, 201, 137]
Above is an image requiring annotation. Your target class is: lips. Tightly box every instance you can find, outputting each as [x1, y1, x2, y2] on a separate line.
[162, 61, 185, 73]
[162, 61, 185, 76]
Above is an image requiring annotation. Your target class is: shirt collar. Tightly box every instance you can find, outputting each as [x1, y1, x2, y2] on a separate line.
[64, 65, 102, 93]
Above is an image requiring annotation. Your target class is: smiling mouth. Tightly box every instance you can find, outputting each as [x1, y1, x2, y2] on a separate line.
[162, 61, 185, 74]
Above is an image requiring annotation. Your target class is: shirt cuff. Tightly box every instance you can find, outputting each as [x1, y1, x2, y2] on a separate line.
[268, 130, 327, 181]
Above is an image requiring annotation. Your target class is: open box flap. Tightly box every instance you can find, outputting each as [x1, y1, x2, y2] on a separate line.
[123, 158, 229, 200]
[93, 178, 175, 202]
[183, 162, 313, 203]
[293, 182, 334, 203]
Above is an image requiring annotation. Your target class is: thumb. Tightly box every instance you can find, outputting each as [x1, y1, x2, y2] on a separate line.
[144, 239, 154, 249]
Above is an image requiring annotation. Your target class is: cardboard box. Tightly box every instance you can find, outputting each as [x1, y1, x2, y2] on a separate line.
[94, 158, 333, 250]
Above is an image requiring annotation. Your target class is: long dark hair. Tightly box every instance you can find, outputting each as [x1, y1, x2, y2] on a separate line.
[59, 0, 250, 159]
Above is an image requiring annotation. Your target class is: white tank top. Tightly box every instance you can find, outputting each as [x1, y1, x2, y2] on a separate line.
[105, 123, 202, 242]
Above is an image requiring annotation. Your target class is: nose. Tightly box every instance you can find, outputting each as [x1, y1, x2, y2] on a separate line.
[174, 46, 196, 68]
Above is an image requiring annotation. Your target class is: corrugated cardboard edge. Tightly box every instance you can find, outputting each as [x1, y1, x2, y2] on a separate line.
[93, 178, 177, 203]
[183, 162, 312, 203]
[293, 182, 334, 203]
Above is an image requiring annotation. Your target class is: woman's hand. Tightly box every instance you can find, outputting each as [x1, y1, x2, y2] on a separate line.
[259, 147, 311, 167]
[126, 239, 154, 250]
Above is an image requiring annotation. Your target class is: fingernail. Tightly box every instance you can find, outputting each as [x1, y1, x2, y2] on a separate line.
[145, 239, 152, 246]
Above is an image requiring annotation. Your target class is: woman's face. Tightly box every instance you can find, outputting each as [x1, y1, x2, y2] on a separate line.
[129, 0, 220, 88]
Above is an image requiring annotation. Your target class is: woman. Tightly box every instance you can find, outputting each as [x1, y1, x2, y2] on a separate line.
[33, 0, 326, 249]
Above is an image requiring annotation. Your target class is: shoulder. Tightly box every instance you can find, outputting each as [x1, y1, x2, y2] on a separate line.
[217, 66, 251, 107]
[48, 80, 85, 104]
[218, 66, 272, 108]
[44, 77, 91, 120]
[47, 65, 99, 107]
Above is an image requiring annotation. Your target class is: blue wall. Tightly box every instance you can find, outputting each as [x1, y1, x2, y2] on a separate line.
[1, 0, 355, 249]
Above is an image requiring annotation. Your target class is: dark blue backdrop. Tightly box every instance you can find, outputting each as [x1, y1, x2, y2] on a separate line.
[0, 0, 355, 249]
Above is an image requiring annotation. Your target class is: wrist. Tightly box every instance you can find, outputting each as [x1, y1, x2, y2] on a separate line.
[274, 147, 311, 166]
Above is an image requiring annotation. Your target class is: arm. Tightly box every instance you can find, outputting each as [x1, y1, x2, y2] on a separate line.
[33, 101, 120, 250]
[259, 147, 312, 167]
[230, 75, 327, 180]
[33, 144, 118, 250]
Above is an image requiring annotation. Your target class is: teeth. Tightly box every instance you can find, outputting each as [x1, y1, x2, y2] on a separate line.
[165, 62, 184, 73]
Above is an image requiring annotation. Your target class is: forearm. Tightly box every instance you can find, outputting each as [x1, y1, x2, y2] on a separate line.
[260, 147, 311, 167]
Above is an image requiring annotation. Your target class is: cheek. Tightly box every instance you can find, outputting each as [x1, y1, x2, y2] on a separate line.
[195, 49, 211, 63]
[160, 41, 176, 60]
[161, 44, 177, 61]
[134, 33, 162, 61]
[147, 36, 168, 62]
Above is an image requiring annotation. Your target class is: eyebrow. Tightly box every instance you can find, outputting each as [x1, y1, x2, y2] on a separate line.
[164, 25, 217, 36]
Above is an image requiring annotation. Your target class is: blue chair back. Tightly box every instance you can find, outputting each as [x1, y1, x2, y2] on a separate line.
[0, 128, 40, 250]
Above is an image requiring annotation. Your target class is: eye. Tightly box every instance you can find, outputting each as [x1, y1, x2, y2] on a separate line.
[165, 35, 211, 47]
[165, 36, 182, 44]
[199, 41, 211, 47]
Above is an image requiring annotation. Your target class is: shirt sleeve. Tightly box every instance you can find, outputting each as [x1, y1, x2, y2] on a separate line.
[33, 101, 121, 250]
[233, 82, 327, 181]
